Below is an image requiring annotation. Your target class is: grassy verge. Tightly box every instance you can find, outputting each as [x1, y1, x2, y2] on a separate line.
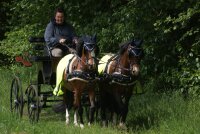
[0, 66, 200, 134]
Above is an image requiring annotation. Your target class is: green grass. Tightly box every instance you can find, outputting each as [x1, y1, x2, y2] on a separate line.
[1, 66, 200, 134]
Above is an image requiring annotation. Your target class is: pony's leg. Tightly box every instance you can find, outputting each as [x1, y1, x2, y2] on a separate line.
[113, 91, 125, 126]
[100, 87, 107, 127]
[66, 108, 70, 125]
[73, 90, 84, 128]
[73, 107, 84, 128]
[78, 104, 84, 128]
[73, 90, 78, 126]
[88, 88, 95, 125]
[63, 89, 70, 125]
[120, 91, 132, 126]
[73, 110, 78, 126]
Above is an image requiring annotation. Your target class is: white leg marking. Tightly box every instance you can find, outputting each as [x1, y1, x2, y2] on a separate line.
[66, 108, 69, 125]
[74, 110, 78, 126]
[80, 124, 84, 129]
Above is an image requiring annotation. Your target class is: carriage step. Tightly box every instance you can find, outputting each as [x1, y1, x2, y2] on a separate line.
[42, 105, 52, 108]
[40, 92, 53, 98]
[41, 100, 62, 108]
[33, 45, 45, 50]
[43, 99, 63, 102]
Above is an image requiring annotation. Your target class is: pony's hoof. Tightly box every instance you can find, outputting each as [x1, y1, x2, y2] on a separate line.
[66, 121, 69, 125]
[80, 124, 84, 129]
[102, 121, 107, 127]
[74, 122, 78, 127]
[118, 123, 127, 130]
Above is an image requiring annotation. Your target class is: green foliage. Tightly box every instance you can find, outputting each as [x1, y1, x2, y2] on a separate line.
[152, 1, 200, 93]
[8, 0, 59, 28]
[0, 24, 43, 62]
[0, 0, 199, 94]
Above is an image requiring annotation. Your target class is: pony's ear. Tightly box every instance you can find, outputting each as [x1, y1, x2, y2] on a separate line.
[92, 34, 97, 42]
[95, 45, 100, 56]
[77, 38, 84, 45]
[119, 41, 130, 55]
[133, 39, 143, 47]
[76, 38, 84, 57]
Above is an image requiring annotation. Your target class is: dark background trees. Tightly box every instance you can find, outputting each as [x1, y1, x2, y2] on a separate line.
[0, 0, 199, 93]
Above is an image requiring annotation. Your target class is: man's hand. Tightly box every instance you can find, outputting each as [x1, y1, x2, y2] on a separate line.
[73, 37, 78, 45]
[59, 38, 66, 44]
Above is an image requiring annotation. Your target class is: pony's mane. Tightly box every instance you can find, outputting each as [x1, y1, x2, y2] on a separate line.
[76, 38, 84, 57]
[119, 40, 133, 55]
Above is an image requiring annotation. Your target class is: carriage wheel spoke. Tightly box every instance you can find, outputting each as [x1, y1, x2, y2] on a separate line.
[10, 77, 23, 118]
[27, 84, 39, 122]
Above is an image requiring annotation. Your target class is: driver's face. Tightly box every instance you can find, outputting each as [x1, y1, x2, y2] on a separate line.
[55, 12, 64, 25]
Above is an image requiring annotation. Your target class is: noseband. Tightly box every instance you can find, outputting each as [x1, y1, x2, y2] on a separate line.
[75, 42, 97, 71]
[82, 43, 96, 66]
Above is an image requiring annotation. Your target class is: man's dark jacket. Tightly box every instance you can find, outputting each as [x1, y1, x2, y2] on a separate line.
[44, 19, 76, 47]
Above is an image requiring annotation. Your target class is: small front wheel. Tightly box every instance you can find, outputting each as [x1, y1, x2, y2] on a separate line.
[27, 84, 40, 122]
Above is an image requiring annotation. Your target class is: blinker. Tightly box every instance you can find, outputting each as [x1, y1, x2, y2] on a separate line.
[128, 48, 142, 57]
[84, 43, 95, 51]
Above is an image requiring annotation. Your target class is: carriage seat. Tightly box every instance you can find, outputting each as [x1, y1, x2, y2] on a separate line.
[29, 37, 51, 62]
[29, 36, 56, 84]
[29, 37, 45, 43]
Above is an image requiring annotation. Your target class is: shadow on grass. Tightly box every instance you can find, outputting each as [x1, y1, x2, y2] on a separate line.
[127, 113, 158, 131]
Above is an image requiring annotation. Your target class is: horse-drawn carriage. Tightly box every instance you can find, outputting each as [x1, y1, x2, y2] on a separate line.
[10, 36, 62, 122]
[10, 35, 99, 123]
[10, 35, 144, 127]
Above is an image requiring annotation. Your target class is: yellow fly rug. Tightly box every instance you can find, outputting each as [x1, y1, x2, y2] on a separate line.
[53, 54, 75, 96]
[98, 53, 116, 75]
[98, 53, 144, 94]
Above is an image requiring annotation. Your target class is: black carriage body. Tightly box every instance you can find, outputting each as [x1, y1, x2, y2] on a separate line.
[25, 37, 59, 122]
[29, 37, 55, 85]
[10, 36, 101, 123]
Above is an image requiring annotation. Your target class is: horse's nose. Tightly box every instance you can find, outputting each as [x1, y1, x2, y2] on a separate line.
[88, 59, 96, 70]
[132, 65, 140, 76]
[89, 64, 96, 70]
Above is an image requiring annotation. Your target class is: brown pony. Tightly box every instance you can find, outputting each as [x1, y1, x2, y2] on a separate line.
[98, 39, 143, 127]
[54, 35, 99, 128]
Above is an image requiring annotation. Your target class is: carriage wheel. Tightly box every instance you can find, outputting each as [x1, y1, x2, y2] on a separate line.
[27, 84, 40, 122]
[10, 76, 24, 118]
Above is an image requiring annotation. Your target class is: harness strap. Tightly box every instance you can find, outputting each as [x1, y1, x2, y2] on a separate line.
[104, 55, 118, 74]
[66, 55, 75, 74]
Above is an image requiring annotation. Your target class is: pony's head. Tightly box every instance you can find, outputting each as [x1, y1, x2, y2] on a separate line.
[76, 34, 99, 71]
[119, 39, 143, 76]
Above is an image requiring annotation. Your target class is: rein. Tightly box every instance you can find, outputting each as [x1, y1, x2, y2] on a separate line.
[64, 44, 95, 67]
[65, 43, 98, 82]
[99, 44, 142, 85]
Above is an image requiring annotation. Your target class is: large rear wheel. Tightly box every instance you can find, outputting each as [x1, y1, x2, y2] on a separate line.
[10, 76, 24, 118]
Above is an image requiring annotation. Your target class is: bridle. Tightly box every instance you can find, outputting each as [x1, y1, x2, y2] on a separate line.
[67, 42, 98, 81]
[115, 44, 142, 74]
[77, 42, 97, 70]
